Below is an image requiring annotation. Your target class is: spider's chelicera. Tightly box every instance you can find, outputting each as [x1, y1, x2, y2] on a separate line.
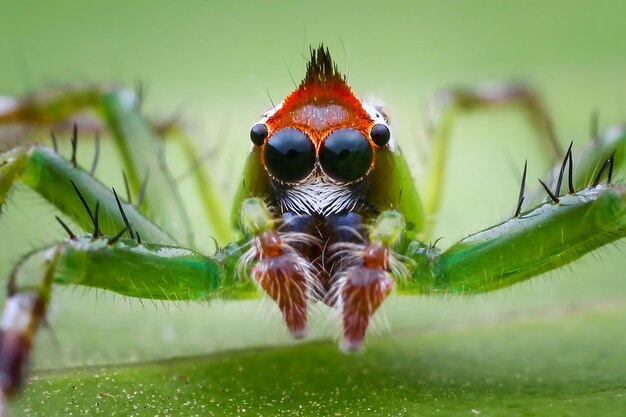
[0, 45, 625, 412]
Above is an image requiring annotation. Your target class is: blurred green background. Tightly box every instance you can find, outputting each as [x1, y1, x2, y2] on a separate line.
[1, 1, 625, 416]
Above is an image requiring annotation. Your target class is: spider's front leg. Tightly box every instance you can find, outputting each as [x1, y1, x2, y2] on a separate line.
[0, 233, 249, 413]
[421, 82, 626, 243]
[403, 182, 626, 295]
[0, 145, 175, 244]
[410, 112, 626, 294]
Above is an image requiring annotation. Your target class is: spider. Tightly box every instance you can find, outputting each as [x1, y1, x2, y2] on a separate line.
[0, 45, 624, 413]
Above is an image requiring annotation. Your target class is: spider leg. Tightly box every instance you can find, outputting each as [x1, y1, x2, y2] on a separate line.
[1, 145, 175, 245]
[402, 182, 626, 294]
[422, 84, 563, 237]
[417, 133, 626, 294]
[0, 234, 249, 412]
[0, 84, 233, 245]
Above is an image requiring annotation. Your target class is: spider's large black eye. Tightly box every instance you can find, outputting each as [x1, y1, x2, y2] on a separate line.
[320, 128, 373, 182]
[370, 124, 390, 147]
[250, 123, 268, 146]
[264, 127, 315, 182]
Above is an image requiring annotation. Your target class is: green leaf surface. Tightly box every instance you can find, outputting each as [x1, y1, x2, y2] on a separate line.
[16, 301, 626, 416]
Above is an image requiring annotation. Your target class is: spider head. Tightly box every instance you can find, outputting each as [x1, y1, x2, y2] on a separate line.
[249, 46, 393, 215]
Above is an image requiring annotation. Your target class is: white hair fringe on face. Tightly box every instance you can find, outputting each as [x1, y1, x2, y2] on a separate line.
[278, 175, 361, 216]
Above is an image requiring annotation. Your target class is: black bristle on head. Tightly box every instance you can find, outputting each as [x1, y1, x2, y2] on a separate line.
[302, 45, 345, 86]
[112, 187, 135, 239]
[286, 64, 297, 89]
[266, 90, 276, 111]
[538, 179, 560, 204]
[592, 158, 610, 187]
[55, 215, 76, 239]
[70, 123, 78, 168]
[107, 224, 130, 245]
[567, 147, 575, 194]
[90, 131, 100, 175]
[50, 131, 58, 153]
[555, 142, 573, 197]
[514, 160, 528, 217]
[70, 180, 94, 223]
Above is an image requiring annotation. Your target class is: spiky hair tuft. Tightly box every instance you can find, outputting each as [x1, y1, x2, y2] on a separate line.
[302, 45, 345, 86]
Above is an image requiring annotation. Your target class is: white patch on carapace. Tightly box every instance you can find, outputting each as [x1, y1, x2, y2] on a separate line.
[250, 101, 284, 150]
[360, 99, 397, 152]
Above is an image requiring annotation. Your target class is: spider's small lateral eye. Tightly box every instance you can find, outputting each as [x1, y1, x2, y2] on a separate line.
[250, 123, 268, 146]
[320, 128, 373, 182]
[264, 127, 315, 182]
[370, 124, 391, 147]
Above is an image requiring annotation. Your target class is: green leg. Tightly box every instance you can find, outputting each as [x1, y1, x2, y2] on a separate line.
[0, 85, 232, 245]
[1, 145, 175, 245]
[0, 233, 249, 411]
[402, 182, 626, 294]
[422, 84, 563, 237]
[101, 90, 195, 244]
[401, 121, 626, 292]
[166, 126, 233, 244]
